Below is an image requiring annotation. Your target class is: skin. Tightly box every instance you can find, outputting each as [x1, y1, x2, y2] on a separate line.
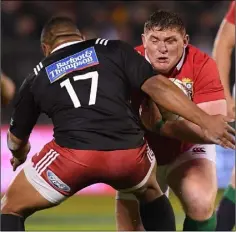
[142, 27, 189, 74]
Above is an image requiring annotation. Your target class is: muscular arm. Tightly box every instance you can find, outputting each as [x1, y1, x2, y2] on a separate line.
[212, 19, 235, 100]
[141, 75, 209, 128]
[8, 74, 40, 159]
[160, 100, 227, 143]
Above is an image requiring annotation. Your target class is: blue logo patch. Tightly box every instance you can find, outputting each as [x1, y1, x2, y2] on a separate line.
[46, 47, 99, 83]
[46, 170, 71, 192]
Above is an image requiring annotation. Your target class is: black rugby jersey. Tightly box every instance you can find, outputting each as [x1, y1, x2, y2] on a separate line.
[9, 38, 156, 150]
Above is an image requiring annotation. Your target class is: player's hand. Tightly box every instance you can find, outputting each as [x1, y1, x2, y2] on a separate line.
[10, 155, 27, 171]
[202, 114, 235, 149]
[226, 97, 235, 120]
[140, 97, 162, 131]
[10, 142, 30, 171]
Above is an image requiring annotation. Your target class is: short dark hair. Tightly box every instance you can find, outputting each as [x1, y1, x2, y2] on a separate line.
[41, 16, 80, 45]
[144, 10, 186, 34]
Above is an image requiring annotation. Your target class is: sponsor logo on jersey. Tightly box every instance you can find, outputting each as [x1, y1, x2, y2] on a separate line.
[45, 47, 99, 83]
[192, 147, 206, 153]
[46, 170, 71, 192]
[147, 144, 155, 163]
[181, 77, 193, 99]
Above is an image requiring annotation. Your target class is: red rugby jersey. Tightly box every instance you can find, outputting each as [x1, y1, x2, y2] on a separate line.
[134, 44, 225, 165]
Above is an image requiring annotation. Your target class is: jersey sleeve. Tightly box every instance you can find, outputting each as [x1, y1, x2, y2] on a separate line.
[225, 1, 235, 25]
[9, 74, 40, 139]
[118, 41, 157, 90]
[193, 58, 225, 104]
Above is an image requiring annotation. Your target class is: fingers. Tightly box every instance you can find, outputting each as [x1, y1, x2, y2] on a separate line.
[12, 159, 17, 172]
[10, 158, 14, 166]
[10, 157, 20, 172]
[13, 163, 17, 172]
[223, 123, 235, 150]
[221, 136, 235, 150]
[224, 133, 235, 149]
[207, 135, 222, 146]
[223, 115, 235, 123]
[207, 131, 235, 150]
[226, 123, 235, 136]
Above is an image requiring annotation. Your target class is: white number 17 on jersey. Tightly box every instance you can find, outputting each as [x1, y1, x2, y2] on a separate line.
[60, 71, 98, 108]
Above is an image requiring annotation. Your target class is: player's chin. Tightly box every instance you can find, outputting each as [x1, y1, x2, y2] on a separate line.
[153, 63, 170, 74]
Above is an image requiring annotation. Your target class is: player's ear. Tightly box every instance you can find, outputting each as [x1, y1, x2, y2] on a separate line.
[141, 34, 147, 49]
[81, 34, 86, 41]
[41, 43, 51, 57]
[183, 34, 189, 48]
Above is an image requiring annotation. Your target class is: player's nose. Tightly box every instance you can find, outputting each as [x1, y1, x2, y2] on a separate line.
[157, 43, 168, 54]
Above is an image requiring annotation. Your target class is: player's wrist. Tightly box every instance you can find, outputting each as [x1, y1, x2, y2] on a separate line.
[153, 119, 165, 133]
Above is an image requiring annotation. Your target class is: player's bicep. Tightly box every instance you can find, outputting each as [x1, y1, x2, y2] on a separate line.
[120, 41, 156, 89]
[9, 78, 40, 139]
[193, 58, 225, 104]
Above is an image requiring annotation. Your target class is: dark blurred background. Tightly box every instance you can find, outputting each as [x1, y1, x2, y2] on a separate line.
[1, 0, 235, 123]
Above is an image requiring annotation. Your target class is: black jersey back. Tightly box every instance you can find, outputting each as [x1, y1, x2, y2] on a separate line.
[9, 38, 156, 150]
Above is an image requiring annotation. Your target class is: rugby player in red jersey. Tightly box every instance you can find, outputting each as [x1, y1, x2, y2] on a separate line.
[213, 1, 235, 230]
[116, 10, 231, 231]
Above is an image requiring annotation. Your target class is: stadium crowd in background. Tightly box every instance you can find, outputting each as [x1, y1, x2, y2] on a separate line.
[1, 1, 234, 124]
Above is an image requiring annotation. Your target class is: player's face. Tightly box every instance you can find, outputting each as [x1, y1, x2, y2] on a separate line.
[142, 27, 189, 74]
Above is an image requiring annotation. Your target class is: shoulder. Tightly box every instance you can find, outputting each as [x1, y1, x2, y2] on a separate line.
[134, 44, 145, 56]
[184, 45, 220, 83]
[187, 44, 216, 70]
[187, 44, 210, 62]
[225, 1, 235, 25]
[93, 38, 136, 56]
[93, 38, 130, 49]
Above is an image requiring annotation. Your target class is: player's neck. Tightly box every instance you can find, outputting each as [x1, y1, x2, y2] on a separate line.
[51, 38, 84, 53]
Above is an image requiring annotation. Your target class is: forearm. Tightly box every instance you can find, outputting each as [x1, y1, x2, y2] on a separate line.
[142, 75, 209, 128]
[7, 131, 30, 159]
[160, 119, 213, 144]
[160, 99, 227, 143]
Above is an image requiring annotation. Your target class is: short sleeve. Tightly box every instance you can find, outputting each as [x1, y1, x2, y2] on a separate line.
[225, 1, 235, 25]
[193, 58, 225, 104]
[118, 41, 157, 90]
[9, 74, 40, 139]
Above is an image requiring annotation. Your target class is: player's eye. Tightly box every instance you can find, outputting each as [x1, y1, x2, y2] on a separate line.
[152, 40, 158, 44]
[165, 39, 176, 44]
